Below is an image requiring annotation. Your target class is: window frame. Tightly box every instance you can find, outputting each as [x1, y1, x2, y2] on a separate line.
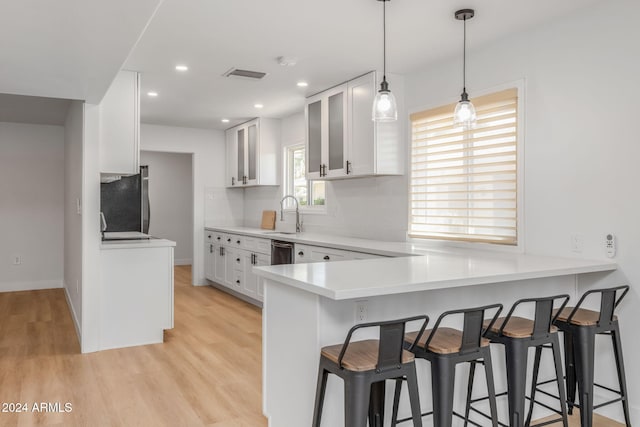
[406, 80, 525, 253]
[283, 142, 327, 214]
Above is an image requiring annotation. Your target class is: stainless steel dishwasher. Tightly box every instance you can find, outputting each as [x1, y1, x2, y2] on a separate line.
[271, 240, 294, 265]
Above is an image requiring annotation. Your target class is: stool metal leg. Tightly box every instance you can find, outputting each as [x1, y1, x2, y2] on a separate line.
[464, 361, 477, 427]
[431, 356, 456, 427]
[525, 346, 543, 427]
[611, 326, 632, 426]
[504, 340, 529, 427]
[550, 335, 569, 427]
[369, 381, 386, 427]
[344, 375, 371, 427]
[312, 365, 329, 427]
[483, 348, 499, 427]
[574, 327, 596, 427]
[406, 365, 424, 427]
[391, 379, 403, 427]
[563, 331, 576, 415]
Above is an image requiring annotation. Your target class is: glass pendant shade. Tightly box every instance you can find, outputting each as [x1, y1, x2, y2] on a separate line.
[372, 86, 398, 122]
[453, 95, 476, 130]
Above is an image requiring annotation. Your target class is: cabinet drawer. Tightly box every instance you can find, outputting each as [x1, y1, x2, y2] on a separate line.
[295, 244, 351, 263]
[351, 252, 387, 260]
[231, 234, 244, 248]
[233, 270, 243, 290]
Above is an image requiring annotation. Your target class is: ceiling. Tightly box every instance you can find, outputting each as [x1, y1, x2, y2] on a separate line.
[125, 0, 602, 131]
[0, 0, 164, 104]
[0, 0, 602, 130]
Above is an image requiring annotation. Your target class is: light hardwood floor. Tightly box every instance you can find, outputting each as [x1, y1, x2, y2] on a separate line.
[0, 266, 267, 426]
[0, 266, 625, 426]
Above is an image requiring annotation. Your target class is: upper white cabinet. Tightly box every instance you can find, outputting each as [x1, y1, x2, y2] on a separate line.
[304, 71, 403, 180]
[226, 118, 280, 188]
[306, 84, 348, 179]
[99, 70, 140, 175]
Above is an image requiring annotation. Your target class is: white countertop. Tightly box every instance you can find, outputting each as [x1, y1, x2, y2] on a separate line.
[100, 238, 176, 250]
[206, 225, 617, 300]
[254, 249, 616, 300]
[205, 226, 418, 257]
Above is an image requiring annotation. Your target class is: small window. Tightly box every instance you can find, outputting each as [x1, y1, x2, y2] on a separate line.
[284, 144, 326, 210]
[409, 88, 520, 245]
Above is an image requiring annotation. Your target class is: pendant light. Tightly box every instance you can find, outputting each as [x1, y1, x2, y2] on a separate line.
[453, 9, 476, 130]
[372, 0, 397, 122]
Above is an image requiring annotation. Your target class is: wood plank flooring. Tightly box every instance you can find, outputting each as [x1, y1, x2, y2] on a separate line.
[0, 265, 625, 426]
[0, 266, 267, 426]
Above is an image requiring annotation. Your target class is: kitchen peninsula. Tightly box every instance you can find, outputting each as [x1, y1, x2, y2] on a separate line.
[99, 238, 176, 350]
[255, 249, 617, 426]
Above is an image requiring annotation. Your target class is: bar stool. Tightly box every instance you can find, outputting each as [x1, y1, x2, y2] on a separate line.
[391, 304, 503, 427]
[552, 285, 631, 427]
[469, 295, 570, 427]
[312, 315, 429, 427]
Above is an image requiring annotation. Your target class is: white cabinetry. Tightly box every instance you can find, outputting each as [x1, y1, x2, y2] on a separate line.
[304, 71, 403, 180]
[205, 229, 271, 303]
[295, 243, 387, 264]
[305, 84, 348, 179]
[226, 118, 280, 188]
[99, 70, 140, 175]
[205, 232, 215, 281]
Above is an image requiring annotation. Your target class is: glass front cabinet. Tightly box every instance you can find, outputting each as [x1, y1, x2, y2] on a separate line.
[304, 71, 403, 180]
[226, 118, 280, 188]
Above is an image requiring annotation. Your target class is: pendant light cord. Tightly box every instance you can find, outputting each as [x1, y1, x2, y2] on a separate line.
[383, 0, 387, 80]
[462, 15, 467, 93]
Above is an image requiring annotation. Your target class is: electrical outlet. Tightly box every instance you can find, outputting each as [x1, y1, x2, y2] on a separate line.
[12, 255, 22, 265]
[355, 301, 368, 323]
[570, 233, 584, 253]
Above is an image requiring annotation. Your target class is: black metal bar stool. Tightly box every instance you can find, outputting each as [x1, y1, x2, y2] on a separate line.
[312, 315, 429, 427]
[391, 304, 503, 427]
[469, 295, 570, 427]
[552, 285, 631, 427]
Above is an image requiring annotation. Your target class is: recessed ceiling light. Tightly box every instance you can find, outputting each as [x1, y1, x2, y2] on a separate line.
[175, 64, 189, 72]
[147, 91, 158, 97]
[297, 81, 308, 87]
[221, 119, 230, 123]
[254, 104, 264, 109]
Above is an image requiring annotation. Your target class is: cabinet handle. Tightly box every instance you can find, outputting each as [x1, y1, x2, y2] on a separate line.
[236, 258, 240, 262]
[217, 236, 221, 241]
[346, 160, 352, 175]
[236, 280, 240, 284]
[208, 234, 212, 239]
[319, 164, 323, 177]
[220, 246, 225, 256]
[323, 255, 330, 260]
[231, 177, 235, 186]
[298, 251, 304, 256]
[227, 238, 231, 242]
[237, 240, 241, 244]
[209, 244, 213, 253]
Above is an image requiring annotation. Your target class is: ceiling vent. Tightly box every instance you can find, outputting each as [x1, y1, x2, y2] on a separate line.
[223, 68, 267, 80]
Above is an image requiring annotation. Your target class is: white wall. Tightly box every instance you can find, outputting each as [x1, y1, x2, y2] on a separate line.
[64, 101, 84, 335]
[242, 113, 407, 241]
[0, 122, 64, 292]
[140, 123, 243, 285]
[404, 1, 640, 421]
[140, 150, 193, 265]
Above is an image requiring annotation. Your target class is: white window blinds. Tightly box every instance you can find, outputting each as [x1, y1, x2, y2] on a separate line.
[409, 88, 518, 245]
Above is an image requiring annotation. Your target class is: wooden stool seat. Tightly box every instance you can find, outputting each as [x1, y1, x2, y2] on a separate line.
[553, 307, 617, 326]
[321, 339, 415, 372]
[484, 316, 558, 338]
[405, 327, 491, 355]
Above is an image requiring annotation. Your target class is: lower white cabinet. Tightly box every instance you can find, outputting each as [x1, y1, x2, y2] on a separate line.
[206, 229, 271, 303]
[295, 243, 387, 264]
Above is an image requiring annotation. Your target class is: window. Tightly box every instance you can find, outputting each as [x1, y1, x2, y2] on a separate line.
[284, 144, 326, 210]
[409, 88, 519, 245]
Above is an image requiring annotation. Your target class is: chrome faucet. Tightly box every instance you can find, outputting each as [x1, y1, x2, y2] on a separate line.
[280, 195, 302, 233]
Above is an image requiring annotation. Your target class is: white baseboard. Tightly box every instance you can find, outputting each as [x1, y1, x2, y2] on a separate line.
[174, 259, 192, 266]
[0, 279, 63, 293]
[62, 284, 82, 345]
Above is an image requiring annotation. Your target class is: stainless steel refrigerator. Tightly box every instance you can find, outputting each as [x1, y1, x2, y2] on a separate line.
[100, 166, 150, 239]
